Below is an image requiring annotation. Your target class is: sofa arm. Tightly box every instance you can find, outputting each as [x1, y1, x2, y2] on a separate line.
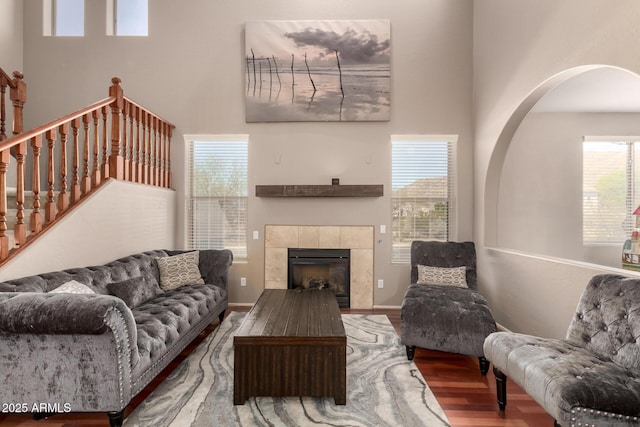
[0, 292, 134, 335]
[198, 249, 233, 290]
[0, 293, 141, 413]
[0, 292, 139, 367]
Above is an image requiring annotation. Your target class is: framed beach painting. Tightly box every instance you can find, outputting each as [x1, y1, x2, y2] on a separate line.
[244, 20, 391, 122]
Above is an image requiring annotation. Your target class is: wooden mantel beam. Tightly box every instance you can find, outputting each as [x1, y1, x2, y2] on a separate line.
[255, 185, 383, 198]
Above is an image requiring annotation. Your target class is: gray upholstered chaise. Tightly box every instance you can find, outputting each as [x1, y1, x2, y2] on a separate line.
[0, 249, 232, 427]
[400, 240, 497, 374]
[484, 273, 640, 426]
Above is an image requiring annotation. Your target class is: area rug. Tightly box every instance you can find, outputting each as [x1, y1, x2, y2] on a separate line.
[123, 312, 451, 427]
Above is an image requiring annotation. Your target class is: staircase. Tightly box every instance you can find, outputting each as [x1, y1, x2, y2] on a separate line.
[0, 69, 175, 267]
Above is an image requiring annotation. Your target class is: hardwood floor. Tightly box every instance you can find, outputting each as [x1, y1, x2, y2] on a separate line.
[344, 308, 555, 427]
[0, 307, 554, 427]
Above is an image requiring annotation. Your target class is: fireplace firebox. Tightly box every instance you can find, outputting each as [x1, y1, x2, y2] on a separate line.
[288, 248, 350, 308]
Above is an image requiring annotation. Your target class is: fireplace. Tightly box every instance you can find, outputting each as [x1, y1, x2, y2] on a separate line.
[265, 225, 373, 309]
[288, 248, 350, 308]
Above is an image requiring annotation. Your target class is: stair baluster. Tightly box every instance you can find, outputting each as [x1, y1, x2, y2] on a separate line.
[70, 118, 81, 204]
[13, 141, 26, 247]
[0, 151, 9, 258]
[81, 113, 91, 194]
[45, 128, 57, 223]
[30, 135, 43, 235]
[57, 123, 69, 212]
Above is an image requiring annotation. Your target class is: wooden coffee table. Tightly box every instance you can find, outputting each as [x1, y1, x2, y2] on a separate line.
[233, 289, 347, 405]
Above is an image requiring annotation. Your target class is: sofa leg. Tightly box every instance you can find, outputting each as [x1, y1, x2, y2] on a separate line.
[493, 366, 507, 411]
[107, 409, 125, 427]
[33, 413, 55, 420]
[218, 310, 226, 323]
[406, 345, 416, 360]
[478, 356, 490, 375]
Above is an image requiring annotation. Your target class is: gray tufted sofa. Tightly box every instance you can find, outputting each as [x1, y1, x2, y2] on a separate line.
[484, 273, 640, 426]
[0, 248, 232, 427]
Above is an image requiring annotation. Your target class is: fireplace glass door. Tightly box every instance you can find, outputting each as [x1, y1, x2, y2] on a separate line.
[288, 248, 350, 308]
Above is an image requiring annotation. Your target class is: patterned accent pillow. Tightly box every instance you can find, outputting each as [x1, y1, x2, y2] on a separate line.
[157, 251, 205, 291]
[49, 280, 95, 294]
[416, 265, 468, 288]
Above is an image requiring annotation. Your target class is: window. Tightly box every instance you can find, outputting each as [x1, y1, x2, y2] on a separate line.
[583, 139, 640, 243]
[46, 0, 84, 36]
[186, 136, 248, 258]
[109, 0, 148, 36]
[391, 136, 457, 262]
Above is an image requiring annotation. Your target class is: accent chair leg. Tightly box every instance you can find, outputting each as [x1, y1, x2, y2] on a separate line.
[554, 421, 561, 427]
[218, 310, 226, 323]
[493, 366, 507, 411]
[108, 409, 125, 427]
[406, 345, 416, 361]
[478, 356, 490, 375]
[478, 356, 491, 375]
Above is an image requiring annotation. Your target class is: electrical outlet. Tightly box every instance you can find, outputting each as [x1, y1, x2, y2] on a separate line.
[240, 277, 247, 287]
[377, 279, 384, 289]
[253, 230, 259, 240]
[380, 224, 386, 234]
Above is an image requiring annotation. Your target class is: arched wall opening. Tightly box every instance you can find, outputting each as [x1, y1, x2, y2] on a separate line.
[484, 65, 640, 270]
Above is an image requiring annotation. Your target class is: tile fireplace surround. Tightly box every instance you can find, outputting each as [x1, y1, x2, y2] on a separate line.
[264, 225, 374, 309]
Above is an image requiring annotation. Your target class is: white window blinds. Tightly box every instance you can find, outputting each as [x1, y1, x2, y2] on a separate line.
[583, 140, 640, 243]
[391, 136, 457, 262]
[186, 136, 248, 258]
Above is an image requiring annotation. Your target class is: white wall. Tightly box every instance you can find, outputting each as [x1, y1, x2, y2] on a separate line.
[20, 0, 474, 306]
[0, 180, 176, 281]
[474, 1, 640, 338]
[0, 0, 22, 74]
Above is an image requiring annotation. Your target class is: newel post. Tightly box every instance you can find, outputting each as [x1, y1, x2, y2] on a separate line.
[108, 77, 124, 180]
[9, 71, 26, 136]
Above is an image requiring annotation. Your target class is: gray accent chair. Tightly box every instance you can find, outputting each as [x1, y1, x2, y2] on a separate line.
[400, 240, 497, 375]
[484, 273, 640, 427]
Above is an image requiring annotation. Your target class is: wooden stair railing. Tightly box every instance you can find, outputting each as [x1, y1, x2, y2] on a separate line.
[0, 69, 26, 142]
[0, 76, 175, 263]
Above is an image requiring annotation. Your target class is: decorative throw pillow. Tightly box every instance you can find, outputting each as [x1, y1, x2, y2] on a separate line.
[49, 280, 95, 294]
[107, 276, 163, 308]
[156, 251, 204, 291]
[417, 265, 468, 288]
